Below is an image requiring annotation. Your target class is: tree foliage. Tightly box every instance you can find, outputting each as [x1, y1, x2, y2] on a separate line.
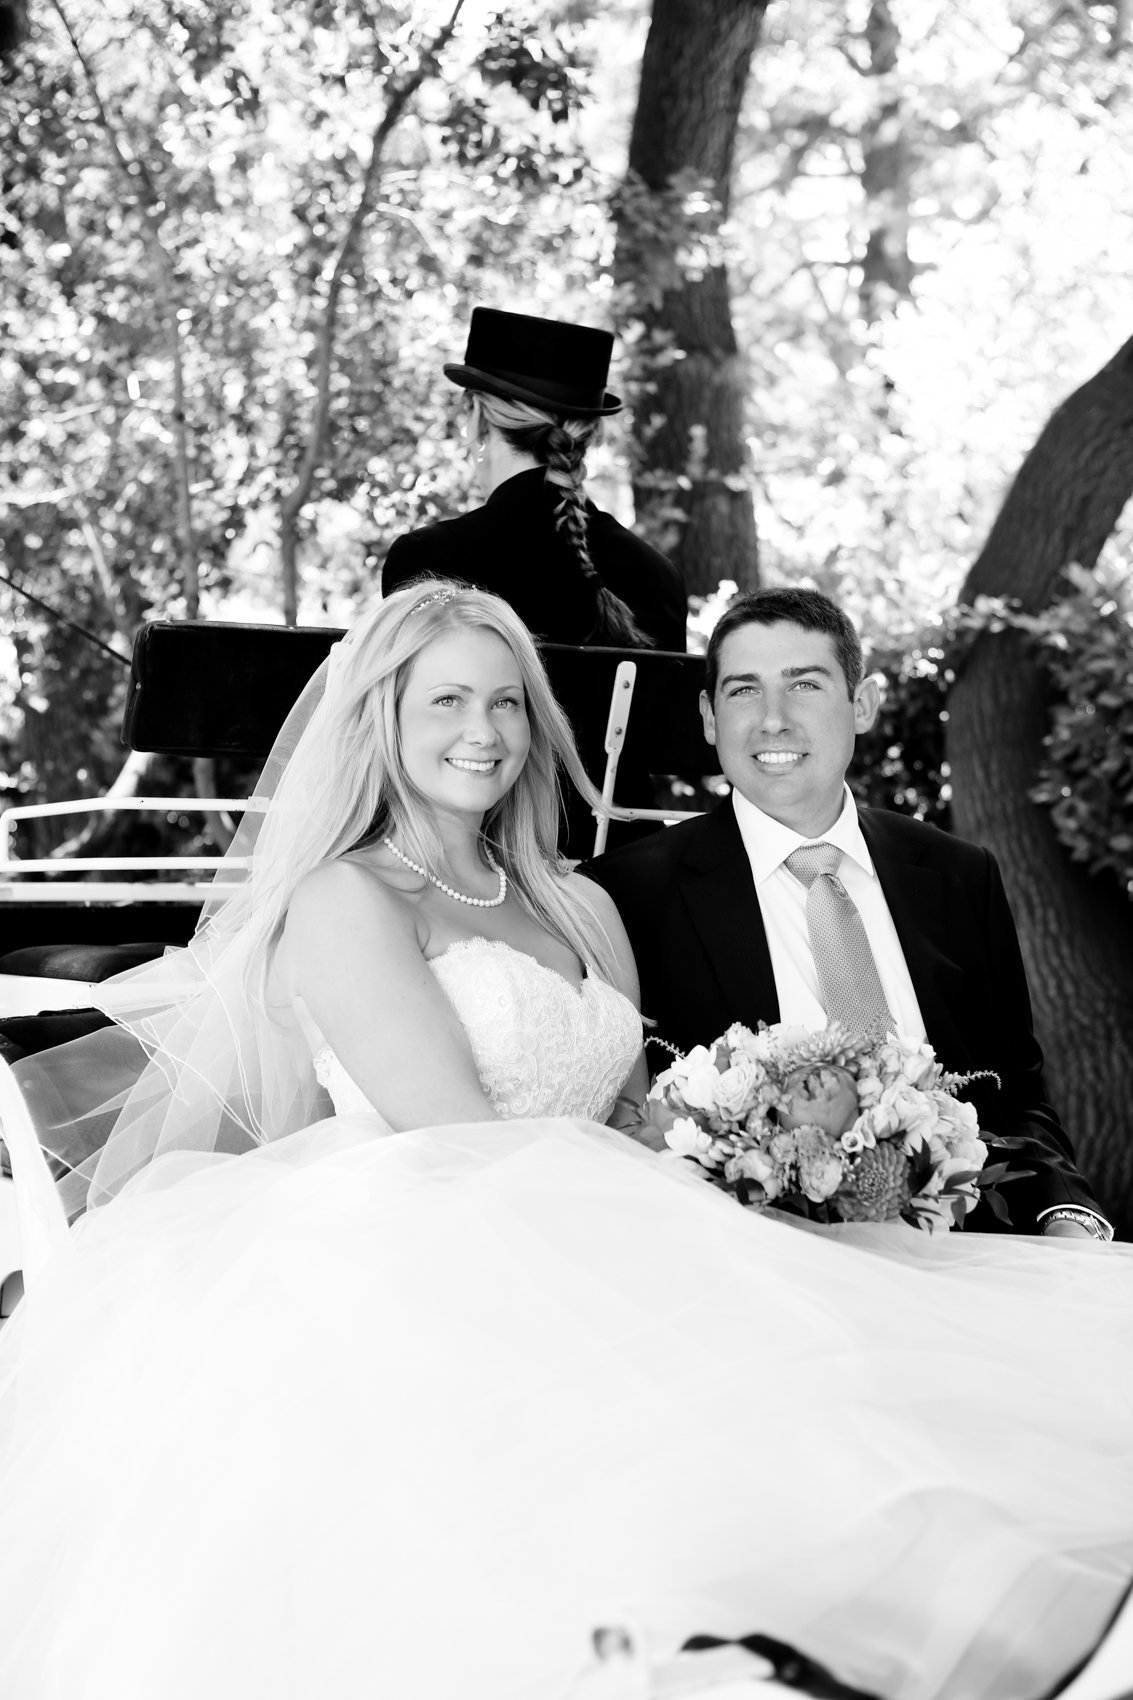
[1024, 573, 1133, 893]
[2, 0, 1131, 883]
[5, 0, 1131, 638]
[1, 0, 614, 816]
[847, 570, 1133, 896]
[733, 0, 1133, 624]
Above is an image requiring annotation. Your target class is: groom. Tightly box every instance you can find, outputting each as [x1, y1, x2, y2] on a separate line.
[586, 587, 1111, 1239]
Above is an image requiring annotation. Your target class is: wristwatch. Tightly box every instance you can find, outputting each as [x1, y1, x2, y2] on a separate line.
[1039, 1207, 1114, 1241]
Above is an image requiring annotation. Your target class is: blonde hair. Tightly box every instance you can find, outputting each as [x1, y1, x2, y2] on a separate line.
[471, 390, 654, 648]
[28, 584, 629, 1216]
[237, 581, 623, 993]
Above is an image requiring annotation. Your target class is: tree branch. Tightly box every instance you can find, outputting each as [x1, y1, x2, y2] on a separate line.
[960, 333, 1133, 610]
[49, 749, 155, 857]
[277, 0, 467, 622]
[836, 35, 870, 75]
[72, 493, 134, 641]
[49, 0, 198, 615]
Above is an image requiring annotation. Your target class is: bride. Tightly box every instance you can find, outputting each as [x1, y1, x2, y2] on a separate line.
[0, 580, 1131, 1700]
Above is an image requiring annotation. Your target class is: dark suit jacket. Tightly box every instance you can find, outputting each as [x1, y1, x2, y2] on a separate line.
[381, 468, 687, 652]
[585, 800, 1104, 1233]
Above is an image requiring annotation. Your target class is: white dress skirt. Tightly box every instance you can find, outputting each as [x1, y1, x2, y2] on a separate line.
[0, 938, 1130, 1700]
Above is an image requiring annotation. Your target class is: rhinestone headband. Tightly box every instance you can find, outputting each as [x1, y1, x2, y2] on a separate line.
[408, 586, 461, 615]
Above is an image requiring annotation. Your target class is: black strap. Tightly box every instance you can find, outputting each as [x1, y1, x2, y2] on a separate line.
[680, 1633, 884, 1700]
[0, 568, 130, 666]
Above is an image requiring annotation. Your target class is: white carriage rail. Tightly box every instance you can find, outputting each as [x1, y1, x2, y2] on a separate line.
[0, 796, 266, 902]
[592, 661, 698, 857]
[0, 664, 698, 891]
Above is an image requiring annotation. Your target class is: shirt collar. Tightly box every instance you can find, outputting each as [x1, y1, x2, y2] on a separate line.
[731, 785, 876, 887]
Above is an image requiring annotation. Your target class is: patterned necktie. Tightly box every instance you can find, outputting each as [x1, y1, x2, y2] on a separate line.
[783, 842, 894, 1039]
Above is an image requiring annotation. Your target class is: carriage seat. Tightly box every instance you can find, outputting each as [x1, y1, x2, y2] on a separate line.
[0, 1007, 114, 1064]
[0, 947, 157, 1089]
[0, 1010, 97, 1330]
[0, 1007, 115, 1185]
[0, 942, 168, 982]
[0, 619, 337, 987]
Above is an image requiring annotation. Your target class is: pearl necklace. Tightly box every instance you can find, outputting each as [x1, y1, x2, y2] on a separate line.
[382, 835, 507, 908]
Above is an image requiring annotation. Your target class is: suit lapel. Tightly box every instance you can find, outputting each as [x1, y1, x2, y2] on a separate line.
[859, 810, 968, 1064]
[677, 803, 780, 1033]
[673, 802, 972, 1058]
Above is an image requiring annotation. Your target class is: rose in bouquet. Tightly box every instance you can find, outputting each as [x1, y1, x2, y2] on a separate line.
[643, 1022, 1012, 1232]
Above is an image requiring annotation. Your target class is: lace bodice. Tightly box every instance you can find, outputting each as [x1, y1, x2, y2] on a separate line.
[312, 937, 641, 1124]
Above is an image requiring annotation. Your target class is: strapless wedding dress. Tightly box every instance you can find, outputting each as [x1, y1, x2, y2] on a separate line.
[0, 938, 1131, 1700]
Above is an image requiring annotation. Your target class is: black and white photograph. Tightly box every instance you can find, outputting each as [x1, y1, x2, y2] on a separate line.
[1, 2, 1131, 1696]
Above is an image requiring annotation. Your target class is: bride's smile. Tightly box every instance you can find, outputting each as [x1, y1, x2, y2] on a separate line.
[397, 627, 531, 825]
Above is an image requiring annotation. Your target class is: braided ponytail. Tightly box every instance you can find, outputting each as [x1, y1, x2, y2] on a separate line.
[472, 391, 655, 648]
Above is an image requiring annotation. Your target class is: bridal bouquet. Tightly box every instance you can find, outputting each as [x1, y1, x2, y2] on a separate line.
[644, 1023, 1009, 1233]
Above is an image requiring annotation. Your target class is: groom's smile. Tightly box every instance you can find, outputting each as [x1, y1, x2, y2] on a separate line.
[700, 620, 879, 839]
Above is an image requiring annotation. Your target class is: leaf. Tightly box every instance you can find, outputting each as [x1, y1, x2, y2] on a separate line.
[981, 1186, 1014, 1226]
[984, 1135, 1073, 1176]
[978, 1163, 1035, 1188]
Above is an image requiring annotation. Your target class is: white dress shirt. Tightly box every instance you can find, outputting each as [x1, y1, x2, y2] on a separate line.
[731, 786, 927, 1042]
[731, 790, 1112, 1238]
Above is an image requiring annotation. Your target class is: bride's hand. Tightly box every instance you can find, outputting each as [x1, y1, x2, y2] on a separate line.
[607, 1096, 667, 1151]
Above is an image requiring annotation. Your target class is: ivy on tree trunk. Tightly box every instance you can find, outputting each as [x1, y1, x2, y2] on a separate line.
[946, 335, 1133, 1233]
[613, 0, 766, 596]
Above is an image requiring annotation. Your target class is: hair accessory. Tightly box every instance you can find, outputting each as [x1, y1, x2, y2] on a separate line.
[408, 586, 462, 615]
[382, 836, 507, 908]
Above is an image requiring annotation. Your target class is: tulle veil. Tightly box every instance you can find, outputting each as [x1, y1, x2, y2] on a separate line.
[12, 579, 622, 1224]
[14, 643, 345, 1220]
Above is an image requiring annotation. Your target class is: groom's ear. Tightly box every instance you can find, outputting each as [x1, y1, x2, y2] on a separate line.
[852, 674, 881, 734]
[699, 689, 718, 746]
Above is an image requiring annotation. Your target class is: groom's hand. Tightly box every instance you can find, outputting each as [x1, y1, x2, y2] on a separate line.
[1041, 1218, 1100, 1241]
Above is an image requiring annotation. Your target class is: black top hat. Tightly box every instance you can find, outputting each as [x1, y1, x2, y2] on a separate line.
[444, 307, 622, 418]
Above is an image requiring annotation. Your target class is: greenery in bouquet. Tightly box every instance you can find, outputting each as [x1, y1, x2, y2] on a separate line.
[643, 1024, 1014, 1233]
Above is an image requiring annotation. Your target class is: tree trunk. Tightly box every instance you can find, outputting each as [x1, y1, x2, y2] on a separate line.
[859, 0, 914, 323]
[613, 0, 766, 596]
[158, 254, 199, 619]
[0, 0, 28, 56]
[946, 335, 1133, 1234]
